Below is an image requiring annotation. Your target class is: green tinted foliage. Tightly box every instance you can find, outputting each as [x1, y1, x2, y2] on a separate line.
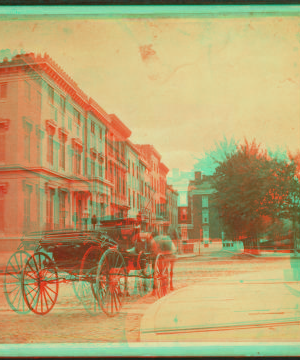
[211, 139, 300, 242]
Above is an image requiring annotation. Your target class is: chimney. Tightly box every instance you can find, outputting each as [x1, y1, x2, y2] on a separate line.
[195, 171, 202, 182]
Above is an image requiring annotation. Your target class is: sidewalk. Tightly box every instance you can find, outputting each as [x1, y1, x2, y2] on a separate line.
[140, 269, 300, 343]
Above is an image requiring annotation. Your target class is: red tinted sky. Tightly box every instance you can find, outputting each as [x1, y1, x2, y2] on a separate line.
[1, 14, 299, 172]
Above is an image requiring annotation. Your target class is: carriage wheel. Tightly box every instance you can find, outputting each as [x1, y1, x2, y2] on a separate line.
[154, 254, 170, 299]
[22, 252, 59, 315]
[4, 250, 31, 314]
[137, 252, 153, 297]
[95, 248, 127, 317]
[73, 246, 102, 315]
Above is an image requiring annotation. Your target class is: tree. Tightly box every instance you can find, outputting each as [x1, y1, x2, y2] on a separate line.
[193, 135, 238, 175]
[211, 138, 298, 252]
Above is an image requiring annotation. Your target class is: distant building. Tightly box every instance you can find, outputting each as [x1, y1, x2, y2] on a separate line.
[187, 171, 221, 243]
[135, 144, 178, 235]
[166, 184, 178, 231]
[167, 168, 194, 206]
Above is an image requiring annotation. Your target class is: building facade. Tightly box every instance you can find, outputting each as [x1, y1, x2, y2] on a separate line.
[187, 171, 222, 244]
[0, 52, 178, 250]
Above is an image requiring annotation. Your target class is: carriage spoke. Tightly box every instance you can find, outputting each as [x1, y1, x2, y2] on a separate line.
[13, 254, 22, 272]
[44, 283, 57, 296]
[43, 289, 50, 312]
[114, 287, 121, 308]
[43, 285, 56, 306]
[43, 270, 56, 282]
[11, 286, 21, 306]
[29, 287, 39, 307]
[16, 288, 22, 310]
[20, 253, 23, 272]
[110, 290, 114, 314]
[8, 259, 19, 275]
[6, 284, 19, 295]
[32, 256, 39, 273]
[112, 289, 118, 313]
[6, 271, 19, 280]
[27, 261, 37, 275]
[40, 287, 44, 314]
[25, 271, 37, 280]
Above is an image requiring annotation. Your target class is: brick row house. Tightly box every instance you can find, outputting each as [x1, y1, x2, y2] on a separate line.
[186, 171, 222, 247]
[0, 52, 178, 250]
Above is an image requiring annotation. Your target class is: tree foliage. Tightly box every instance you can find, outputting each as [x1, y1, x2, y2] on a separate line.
[193, 135, 238, 175]
[211, 138, 300, 248]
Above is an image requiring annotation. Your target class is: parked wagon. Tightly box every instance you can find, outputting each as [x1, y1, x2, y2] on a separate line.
[4, 217, 174, 317]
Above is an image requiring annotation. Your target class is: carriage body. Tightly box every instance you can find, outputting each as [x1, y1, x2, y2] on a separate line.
[4, 218, 173, 317]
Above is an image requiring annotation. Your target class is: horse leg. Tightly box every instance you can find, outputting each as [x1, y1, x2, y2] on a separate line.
[170, 260, 174, 291]
[151, 258, 156, 296]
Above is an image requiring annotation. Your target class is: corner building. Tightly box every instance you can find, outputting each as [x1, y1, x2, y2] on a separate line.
[187, 171, 221, 244]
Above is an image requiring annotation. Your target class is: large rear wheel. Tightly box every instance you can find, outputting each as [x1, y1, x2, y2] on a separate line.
[95, 248, 127, 317]
[73, 245, 102, 315]
[4, 250, 31, 314]
[22, 252, 59, 315]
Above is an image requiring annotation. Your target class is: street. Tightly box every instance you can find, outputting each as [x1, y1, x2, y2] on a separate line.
[0, 249, 295, 344]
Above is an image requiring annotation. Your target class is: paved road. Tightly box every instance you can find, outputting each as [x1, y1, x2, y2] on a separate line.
[141, 268, 300, 342]
[0, 250, 293, 345]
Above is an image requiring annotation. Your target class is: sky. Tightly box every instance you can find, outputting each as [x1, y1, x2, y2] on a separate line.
[1, 13, 300, 180]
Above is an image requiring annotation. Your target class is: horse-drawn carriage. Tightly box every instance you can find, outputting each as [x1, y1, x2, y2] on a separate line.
[4, 217, 175, 317]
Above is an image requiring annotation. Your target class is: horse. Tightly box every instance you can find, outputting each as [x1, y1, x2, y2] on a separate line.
[138, 232, 177, 293]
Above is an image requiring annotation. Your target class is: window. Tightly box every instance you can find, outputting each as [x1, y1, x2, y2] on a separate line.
[60, 95, 65, 113]
[91, 160, 95, 178]
[132, 163, 134, 177]
[0, 131, 6, 163]
[0, 83, 7, 99]
[24, 132, 30, 162]
[48, 85, 54, 104]
[47, 188, 55, 230]
[24, 185, 32, 231]
[91, 121, 95, 134]
[202, 209, 209, 224]
[59, 191, 66, 228]
[99, 164, 103, 178]
[181, 209, 187, 221]
[68, 117, 72, 130]
[128, 160, 130, 174]
[60, 140, 66, 170]
[25, 81, 31, 100]
[99, 129, 102, 141]
[74, 108, 80, 125]
[133, 191, 135, 208]
[37, 91, 42, 109]
[202, 195, 208, 208]
[48, 135, 54, 165]
[128, 189, 131, 206]
[75, 150, 81, 175]
[137, 165, 139, 179]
